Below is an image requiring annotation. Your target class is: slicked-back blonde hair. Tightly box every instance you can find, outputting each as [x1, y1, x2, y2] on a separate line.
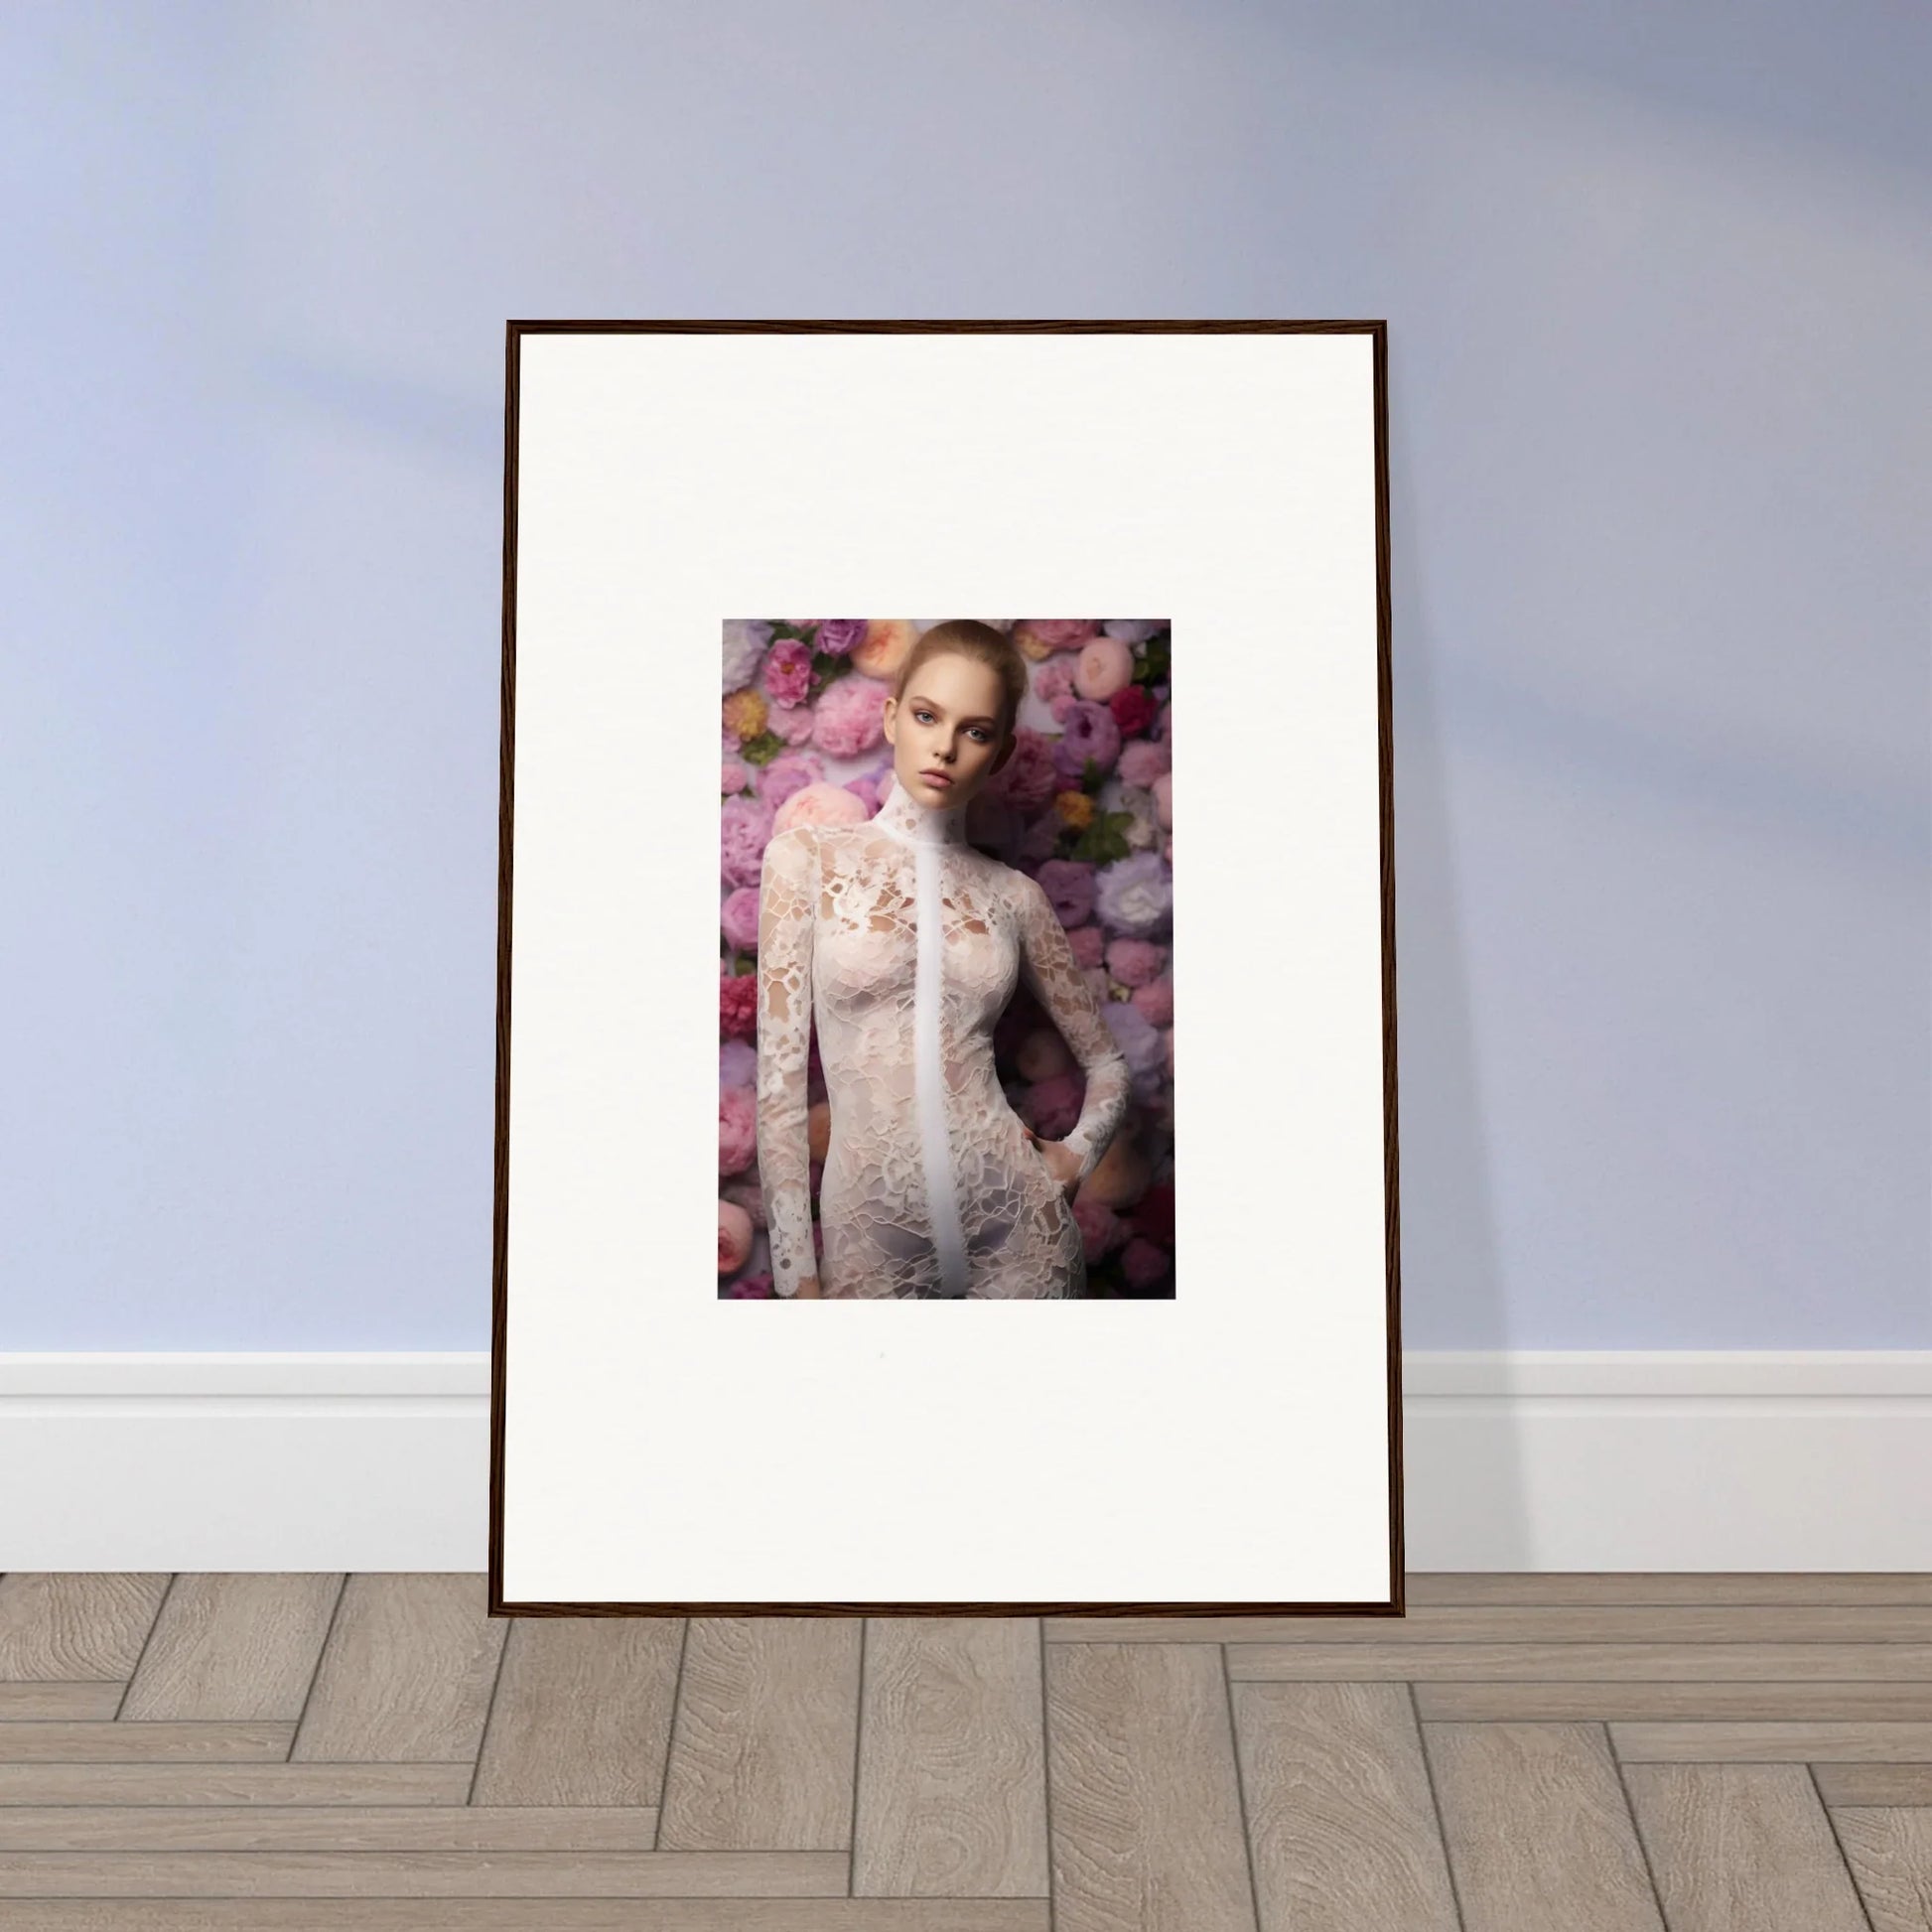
[891, 621, 1029, 740]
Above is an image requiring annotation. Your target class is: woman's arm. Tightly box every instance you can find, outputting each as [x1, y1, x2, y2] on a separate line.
[756, 826, 820, 1297]
[1015, 873, 1132, 1186]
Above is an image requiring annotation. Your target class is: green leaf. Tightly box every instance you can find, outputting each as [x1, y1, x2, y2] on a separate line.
[1080, 756, 1104, 794]
[737, 730, 786, 765]
[1133, 631, 1172, 687]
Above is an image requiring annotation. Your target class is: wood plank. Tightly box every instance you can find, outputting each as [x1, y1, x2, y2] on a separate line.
[1231, 1680, 1457, 1931]
[1042, 1641, 1255, 1932]
[1829, 1807, 1932, 1932]
[0, 1806, 660, 1851]
[1230, 1641, 1932, 1681]
[1407, 1573, 1932, 1606]
[1419, 1680, 1932, 1722]
[1623, 1762, 1869, 1930]
[853, 1617, 1048, 1898]
[0, 1577, 171, 1680]
[1815, 1763, 1932, 1806]
[0, 1684, 121, 1721]
[656, 1617, 862, 1852]
[1052, 1604, 1932, 1643]
[0, 1900, 1052, 1931]
[0, 1848, 848, 1896]
[0, 1761, 474, 1806]
[1424, 1722, 1663, 1931]
[470, 1614, 681, 1807]
[1613, 1720, 1932, 1761]
[289, 1575, 503, 1763]
[120, 1575, 341, 1722]
[0, 1723, 292, 1761]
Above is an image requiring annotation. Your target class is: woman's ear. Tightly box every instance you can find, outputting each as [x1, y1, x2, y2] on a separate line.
[881, 695, 897, 745]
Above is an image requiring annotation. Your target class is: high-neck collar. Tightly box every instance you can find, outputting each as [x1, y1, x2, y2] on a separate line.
[872, 770, 971, 847]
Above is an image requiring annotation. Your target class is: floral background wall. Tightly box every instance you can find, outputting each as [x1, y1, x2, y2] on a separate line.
[718, 619, 1174, 1299]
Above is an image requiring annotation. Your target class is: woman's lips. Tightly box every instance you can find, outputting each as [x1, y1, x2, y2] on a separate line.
[920, 769, 953, 787]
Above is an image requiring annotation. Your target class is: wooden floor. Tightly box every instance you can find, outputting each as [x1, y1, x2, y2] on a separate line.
[0, 1575, 1930, 1928]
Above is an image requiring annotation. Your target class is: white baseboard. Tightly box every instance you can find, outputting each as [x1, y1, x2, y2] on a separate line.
[3, 1351, 1929, 1574]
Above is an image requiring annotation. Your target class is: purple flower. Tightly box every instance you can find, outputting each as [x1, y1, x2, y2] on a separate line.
[1036, 859, 1096, 927]
[723, 620, 772, 693]
[720, 1038, 759, 1089]
[720, 885, 762, 952]
[815, 619, 867, 655]
[756, 751, 824, 813]
[1054, 700, 1121, 780]
[1102, 620, 1165, 645]
[1102, 1000, 1167, 1091]
[1095, 850, 1172, 936]
[724, 1271, 774, 1300]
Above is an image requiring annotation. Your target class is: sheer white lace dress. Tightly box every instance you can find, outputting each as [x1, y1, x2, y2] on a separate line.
[755, 772, 1132, 1300]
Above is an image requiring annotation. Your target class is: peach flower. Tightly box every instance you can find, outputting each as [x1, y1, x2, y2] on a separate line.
[1016, 1027, 1073, 1081]
[852, 619, 914, 680]
[775, 780, 870, 834]
[1073, 634, 1134, 701]
[1081, 1132, 1152, 1211]
[718, 1200, 754, 1274]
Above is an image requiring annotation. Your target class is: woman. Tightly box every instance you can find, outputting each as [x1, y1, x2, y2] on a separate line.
[756, 620, 1132, 1299]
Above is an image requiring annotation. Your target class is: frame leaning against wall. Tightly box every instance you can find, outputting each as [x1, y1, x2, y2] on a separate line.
[487, 319, 1401, 1618]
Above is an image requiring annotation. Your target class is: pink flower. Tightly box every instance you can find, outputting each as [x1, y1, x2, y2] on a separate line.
[774, 704, 818, 746]
[1117, 739, 1170, 788]
[761, 637, 814, 708]
[1033, 660, 1075, 706]
[811, 674, 892, 758]
[720, 795, 775, 889]
[757, 751, 824, 812]
[990, 728, 1059, 811]
[1105, 938, 1167, 987]
[722, 757, 752, 793]
[1073, 635, 1135, 702]
[1018, 620, 1097, 651]
[720, 1039, 758, 1089]
[1121, 1237, 1172, 1291]
[1048, 694, 1077, 725]
[720, 972, 758, 1040]
[1130, 977, 1173, 1027]
[1071, 1194, 1125, 1261]
[1152, 770, 1172, 829]
[1066, 923, 1106, 969]
[1035, 859, 1096, 926]
[775, 780, 869, 833]
[721, 886, 761, 953]
[718, 1200, 754, 1273]
[1024, 1070, 1085, 1139]
[723, 1271, 774, 1300]
[719, 1085, 758, 1174]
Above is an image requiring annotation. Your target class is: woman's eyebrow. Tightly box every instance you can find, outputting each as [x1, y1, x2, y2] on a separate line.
[908, 693, 994, 725]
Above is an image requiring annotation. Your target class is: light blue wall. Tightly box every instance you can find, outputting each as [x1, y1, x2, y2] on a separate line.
[4, 1, 1926, 1347]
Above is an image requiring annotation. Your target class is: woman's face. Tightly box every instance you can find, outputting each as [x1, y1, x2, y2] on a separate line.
[883, 652, 1015, 810]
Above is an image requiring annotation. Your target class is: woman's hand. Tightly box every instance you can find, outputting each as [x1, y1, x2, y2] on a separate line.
[1022, 1125, 1081, 1198]
[793, 1274, 822, 1299]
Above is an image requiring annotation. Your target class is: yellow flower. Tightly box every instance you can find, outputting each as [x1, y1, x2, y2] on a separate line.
[723, 689, 768, 741]
[1053, 789, 1094, 829]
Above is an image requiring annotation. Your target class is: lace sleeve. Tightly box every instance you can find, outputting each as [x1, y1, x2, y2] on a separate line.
[756, 825, 818, 1297]
[1016, 872, 1132, 1185]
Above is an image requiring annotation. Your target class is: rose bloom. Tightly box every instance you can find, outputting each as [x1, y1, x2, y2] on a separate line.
[718, 1200, 755, 1273]
[1105, 937, 1167, 987]
[761, 637, 813, 708]
[1095, 850, 1172, 935]
[1066, 923, 1106, 969]
[852, 619, 913, 680]
[775, 780, 870, 834]
[1073, 634, 1135, 702]
[719, 1084, 758, 1174]
[1033, 660, 1075, 706]
[815, 619, 867, 654]
[1117, 738, 1170, 788]
[719, 795, 775, 889]
[811, 673, 891, 757]
[720, 886, 761, 952]
[756, 751, 824, 812]
[719, 972, 758, 1040]
[1109, 683, 1157, 737]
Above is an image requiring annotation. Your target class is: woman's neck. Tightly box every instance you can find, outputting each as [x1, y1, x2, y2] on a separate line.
[872, 770, 971, 847]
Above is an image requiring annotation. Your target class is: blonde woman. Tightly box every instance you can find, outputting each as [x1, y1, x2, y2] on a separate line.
[756, 621, 1131, 1299]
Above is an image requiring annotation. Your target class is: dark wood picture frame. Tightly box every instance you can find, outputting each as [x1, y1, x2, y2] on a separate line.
[488, 320, 1401, 1619]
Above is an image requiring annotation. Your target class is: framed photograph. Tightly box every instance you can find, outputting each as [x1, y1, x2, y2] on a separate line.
[490, 321, 1401, 1614]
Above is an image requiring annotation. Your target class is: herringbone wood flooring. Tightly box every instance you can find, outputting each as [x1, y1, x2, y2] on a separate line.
[0, 1572, 1929, 1927]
